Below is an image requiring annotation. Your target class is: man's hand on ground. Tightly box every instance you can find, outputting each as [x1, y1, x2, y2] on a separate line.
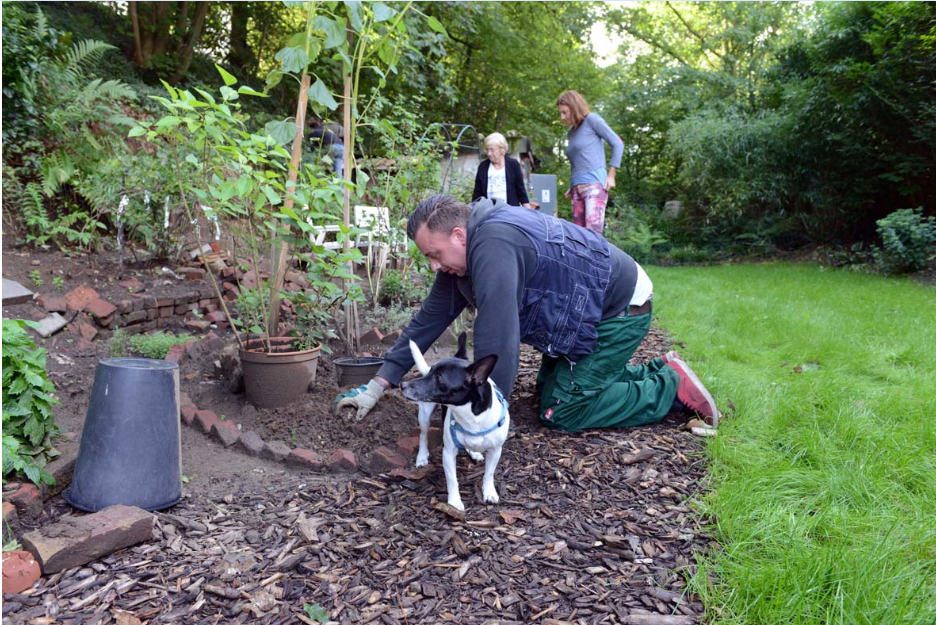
[333, 379, 385, 421]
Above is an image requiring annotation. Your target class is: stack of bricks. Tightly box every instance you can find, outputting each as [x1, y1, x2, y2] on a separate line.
[116, 285, 227, 334]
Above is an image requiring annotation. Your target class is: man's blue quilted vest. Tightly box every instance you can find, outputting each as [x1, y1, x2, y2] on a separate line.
[477, 207, 611, 361]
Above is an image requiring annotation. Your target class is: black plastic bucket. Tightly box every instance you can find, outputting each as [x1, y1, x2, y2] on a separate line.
[333, 356, 384, 388]
[64, 358, 182, 512]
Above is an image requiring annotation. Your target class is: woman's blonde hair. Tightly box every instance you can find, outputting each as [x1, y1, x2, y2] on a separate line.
[556, 90, 591, 128]
[483, 132, 508, 152]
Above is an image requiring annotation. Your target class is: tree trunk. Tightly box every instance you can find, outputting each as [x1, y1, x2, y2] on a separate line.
[128, 2, 145, 66]
[168, 1, 210, 85]
[151, 1, 172, 58]
[228, 1, 256, 71]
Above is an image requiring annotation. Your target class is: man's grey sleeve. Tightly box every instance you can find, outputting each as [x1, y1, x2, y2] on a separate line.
[376, 272, 467, 386]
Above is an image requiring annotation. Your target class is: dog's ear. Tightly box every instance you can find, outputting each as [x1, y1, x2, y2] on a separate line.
[455, 332, 468, 360]
[466, 353, 498, 387]
[409, 340, 431, 375]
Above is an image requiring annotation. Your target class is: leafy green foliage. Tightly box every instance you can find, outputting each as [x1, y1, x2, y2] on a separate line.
[873, 208, 936, 274]
[108, 327, 129, 358]
[289, 246, 366, 353]
[128, 332, 194, 360]
[2, 320, 59, 487]
[379, 269, 405, 304]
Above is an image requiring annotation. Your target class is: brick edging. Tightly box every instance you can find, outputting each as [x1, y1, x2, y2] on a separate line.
[169, 333, 441, 479]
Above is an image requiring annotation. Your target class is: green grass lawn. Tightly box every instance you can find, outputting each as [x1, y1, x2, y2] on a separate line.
[651, 263, 936, 625]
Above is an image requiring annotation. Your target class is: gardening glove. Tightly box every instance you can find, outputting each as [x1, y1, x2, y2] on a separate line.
[333, 379, 384, 421]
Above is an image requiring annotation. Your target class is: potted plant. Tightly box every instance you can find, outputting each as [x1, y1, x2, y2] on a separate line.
[132, 2, 439, 407]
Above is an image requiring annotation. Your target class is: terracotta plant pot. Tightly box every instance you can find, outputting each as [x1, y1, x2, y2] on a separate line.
[333, 356, 384, 388]
[239, 337, 321, 408]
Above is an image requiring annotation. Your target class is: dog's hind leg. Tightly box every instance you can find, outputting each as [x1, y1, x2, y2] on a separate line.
[415, 402, 435, 467]
[481, 445, 502, 504]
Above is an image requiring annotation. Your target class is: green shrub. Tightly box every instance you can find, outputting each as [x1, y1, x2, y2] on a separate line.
[108, 327, 129, 358]
[2, 320, 60, 486]
[129, 332, 194, 359]
[873, 208, 936, 274]
[380, 269, 405, 304]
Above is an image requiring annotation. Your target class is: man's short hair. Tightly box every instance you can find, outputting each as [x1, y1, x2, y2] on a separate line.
[407, 194, 471, 240]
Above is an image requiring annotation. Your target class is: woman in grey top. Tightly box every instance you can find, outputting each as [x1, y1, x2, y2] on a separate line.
[557, 90, 624, 233]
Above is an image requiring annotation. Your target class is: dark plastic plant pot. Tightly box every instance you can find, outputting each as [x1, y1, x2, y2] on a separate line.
[334, 356, 384, 388]
[239, 337, 321, 408]
[64, 358, 182, 512]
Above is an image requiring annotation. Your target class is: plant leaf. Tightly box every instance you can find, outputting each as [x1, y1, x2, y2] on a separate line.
[308, 78, 339, 111]
[274, 46, 309, 74]
[372, 2, 396, 22]
[215, 64, 237, 86]
[314, 16, 345, 49]
[265, 119, 297, 145]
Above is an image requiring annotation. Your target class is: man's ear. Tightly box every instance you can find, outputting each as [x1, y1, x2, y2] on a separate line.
[451, 226, 467, 246]
[466, 354, 498, 387]
[455, 332, 468, 360]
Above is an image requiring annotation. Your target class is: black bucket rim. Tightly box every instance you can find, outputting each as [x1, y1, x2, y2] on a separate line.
[333, 356, 385, 368]
[99, 357, 178, 371]
[63, 485, 181, 513]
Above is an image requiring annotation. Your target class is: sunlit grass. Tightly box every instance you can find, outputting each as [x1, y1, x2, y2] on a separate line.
[651, 263, 936, 625]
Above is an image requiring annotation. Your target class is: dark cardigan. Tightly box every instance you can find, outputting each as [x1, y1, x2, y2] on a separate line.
[472, 157, 530, 206]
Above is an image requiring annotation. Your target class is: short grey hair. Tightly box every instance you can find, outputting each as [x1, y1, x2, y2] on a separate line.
[407, 195, 471, 240]
[483, 132, 508, 152]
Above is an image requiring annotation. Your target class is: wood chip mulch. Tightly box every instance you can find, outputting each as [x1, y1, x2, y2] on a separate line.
[3, 327, 714, 625]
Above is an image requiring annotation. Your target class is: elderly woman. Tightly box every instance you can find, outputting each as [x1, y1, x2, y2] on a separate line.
[472, 132, 535, 209]
[557, 90, 624, 233]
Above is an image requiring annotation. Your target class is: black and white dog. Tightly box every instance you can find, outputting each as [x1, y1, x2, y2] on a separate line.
[400, 333, 510, 511]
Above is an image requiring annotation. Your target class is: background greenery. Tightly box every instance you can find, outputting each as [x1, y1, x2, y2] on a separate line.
[3, 1, 932, 264]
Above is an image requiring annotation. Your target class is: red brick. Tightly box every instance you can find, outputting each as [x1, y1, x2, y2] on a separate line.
[395, 436, 421, 457]
[118, 277, 144, 292]
[116, 299, 134, 314]
[328, 449, 358, 472]
[3, 501, 19, 534]
[287, 449, 324, 471]
[158, 306, 173, 318]
[7, 483, 42, 520]
[65, 285, 100, 312]
[37, 294, 68, 313]
[41, 444, 79, 499]
[222, 267, 237, 279]
[2, 550, 41, 594]
[179, 267, 206, 281]
[359, 327, 384, 345]
[22, 505, 154, 574]
[69, 318, 99, 341]
[261, 441, 291, 462]
[366, 446, 408, 474]
[194, 410, 220, 434]
[185, 319, 210, 332]
[155, 298, 174, 307]
[237, 431, 265, 456]
[84, 298, 117, 319]
[180, 392, 196, 409]
[388, 466, 432, 481]
[382, 329, 403, 345]
[211, 421, 241, 447]
[410, 426, 443, 451]
[175, 303, 195, 315]
[204, 310, 227, 323]
[165, 344, 186, 364]
[181, 407, 198, 426]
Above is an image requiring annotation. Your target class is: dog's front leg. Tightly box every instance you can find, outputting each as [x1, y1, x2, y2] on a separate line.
[442, 414, 464, 511]
[481, 445, 503, 504]
[415, 402, 434, 467]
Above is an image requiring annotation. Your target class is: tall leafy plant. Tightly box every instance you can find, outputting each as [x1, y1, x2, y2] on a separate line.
[2, 320, 60, 486]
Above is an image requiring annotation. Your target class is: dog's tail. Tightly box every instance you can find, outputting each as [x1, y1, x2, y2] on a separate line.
[409, 340, 431, 375]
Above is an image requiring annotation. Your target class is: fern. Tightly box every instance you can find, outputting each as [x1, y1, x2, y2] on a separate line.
[41, 152, 76, 197]
[62, 40, 117, 82]
[22, 183, 52, 245]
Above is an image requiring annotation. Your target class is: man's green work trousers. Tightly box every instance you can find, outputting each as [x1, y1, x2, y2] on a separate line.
[536, 307, 679, 431]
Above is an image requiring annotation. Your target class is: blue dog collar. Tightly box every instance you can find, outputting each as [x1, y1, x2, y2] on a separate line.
[451, 386, 508, 452]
